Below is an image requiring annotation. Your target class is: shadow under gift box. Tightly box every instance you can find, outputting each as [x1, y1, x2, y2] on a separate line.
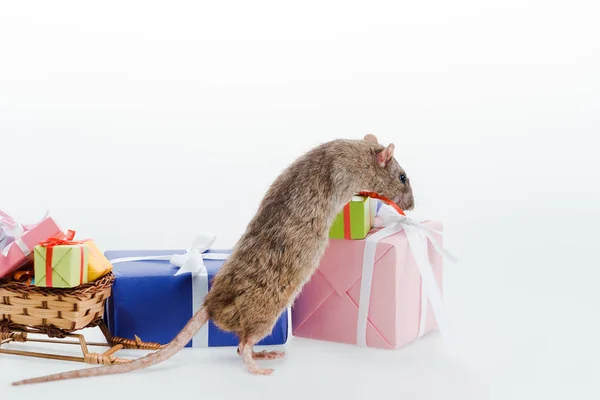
[292, 220, 444, 349]
[103, 249, 288, 348]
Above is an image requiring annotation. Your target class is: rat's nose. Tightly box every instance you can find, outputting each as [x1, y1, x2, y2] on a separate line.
[400, 193, 414, 210]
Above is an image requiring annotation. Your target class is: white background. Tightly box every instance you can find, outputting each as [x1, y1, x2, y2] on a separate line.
[1, 1, 599, 399]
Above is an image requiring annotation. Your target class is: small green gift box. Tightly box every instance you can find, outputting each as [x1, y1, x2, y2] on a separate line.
[34, 242, 89, 288]
[329, 195, 376, 240]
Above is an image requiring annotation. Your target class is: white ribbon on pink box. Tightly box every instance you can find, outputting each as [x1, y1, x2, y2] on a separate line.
[0, 210, 49, 257]
[0, 211, 23, 254]
[357, 204, 457, 353]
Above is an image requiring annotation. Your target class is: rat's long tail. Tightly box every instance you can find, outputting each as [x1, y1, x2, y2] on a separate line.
[12, 307, 209, 386]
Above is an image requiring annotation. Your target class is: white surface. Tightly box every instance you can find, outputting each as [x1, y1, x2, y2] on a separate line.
[1, 0, 599, 399]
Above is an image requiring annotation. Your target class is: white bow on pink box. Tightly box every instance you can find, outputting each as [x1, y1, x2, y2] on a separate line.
[359, 204, 458, 353]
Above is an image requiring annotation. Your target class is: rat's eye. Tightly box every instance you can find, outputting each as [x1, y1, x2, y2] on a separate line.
[399, 174, 407, 184]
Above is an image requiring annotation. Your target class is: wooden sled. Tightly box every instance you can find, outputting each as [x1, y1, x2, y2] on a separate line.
[0, 272, 162, 365]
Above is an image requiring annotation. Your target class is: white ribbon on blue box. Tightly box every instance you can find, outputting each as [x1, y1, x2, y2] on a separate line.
[105, 233, 288, 348]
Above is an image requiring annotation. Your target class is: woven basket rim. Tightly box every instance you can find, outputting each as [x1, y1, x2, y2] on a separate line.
[0, 271, 115, 297]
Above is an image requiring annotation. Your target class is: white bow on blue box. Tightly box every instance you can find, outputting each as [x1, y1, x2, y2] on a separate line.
[109, 232, 231, 277]
[107, 232, 232, 347]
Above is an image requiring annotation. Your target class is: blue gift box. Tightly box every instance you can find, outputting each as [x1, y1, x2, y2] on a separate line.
[103, 249, 288, 347]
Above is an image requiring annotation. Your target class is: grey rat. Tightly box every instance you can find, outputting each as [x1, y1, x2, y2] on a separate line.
[12, 133, 414, 385]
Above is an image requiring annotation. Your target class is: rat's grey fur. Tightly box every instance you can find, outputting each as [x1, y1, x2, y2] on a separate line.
[13, 134, 413, 385]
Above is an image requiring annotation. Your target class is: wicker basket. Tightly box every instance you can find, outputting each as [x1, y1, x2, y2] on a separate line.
[0, 272, 114, 336]
[0, 271, 163, 367]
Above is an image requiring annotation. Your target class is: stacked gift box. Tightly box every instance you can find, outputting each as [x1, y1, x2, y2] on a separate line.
[0, 212, 112, 288]
[292, 195, 446, 349]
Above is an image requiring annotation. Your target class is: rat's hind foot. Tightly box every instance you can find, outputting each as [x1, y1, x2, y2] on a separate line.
[248, 366, 274, 375]
[239, 338, 276, 376]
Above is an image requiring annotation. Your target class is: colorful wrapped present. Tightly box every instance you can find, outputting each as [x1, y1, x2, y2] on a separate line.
[329, 195, 377, 240]
[0, 211, 26, 254]
[293, 204, 455, 350]
[0, 232, 14, 254]
[84, 240, 113, 281]
[0, 211, 21, 253]
[103, 234, 289, 348]
[0, 213, 65, 279]
[33, 230, 89, 288]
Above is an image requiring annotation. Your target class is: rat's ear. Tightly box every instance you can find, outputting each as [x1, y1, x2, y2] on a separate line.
[376, 143, 395, 167]
[364, 133, 378, 143]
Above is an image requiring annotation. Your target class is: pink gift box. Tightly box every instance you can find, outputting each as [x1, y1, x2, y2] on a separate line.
[291, 220, 444, 349]
[0, 216, 65, 279]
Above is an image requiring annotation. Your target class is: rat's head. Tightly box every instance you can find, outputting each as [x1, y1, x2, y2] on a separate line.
[363, 134, 414, 211]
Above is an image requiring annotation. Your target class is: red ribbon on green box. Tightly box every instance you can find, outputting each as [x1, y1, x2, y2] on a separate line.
[329, 196, 373, 240]
[36, 230, 89, 287]
[342, 202, 352, 239]
[329, 192, 406, 240]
